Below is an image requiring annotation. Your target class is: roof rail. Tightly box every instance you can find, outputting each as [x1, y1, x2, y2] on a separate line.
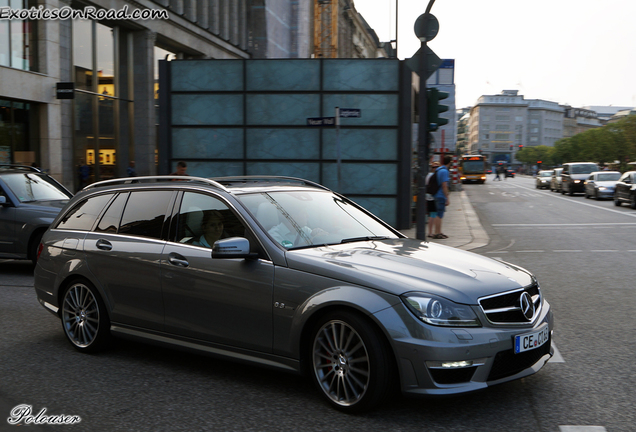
[0, 164, 41, 172]
[213, 176, 331, 191]
[83, 176, 229, 192]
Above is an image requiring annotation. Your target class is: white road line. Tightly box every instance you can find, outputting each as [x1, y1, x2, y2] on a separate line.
[516, 250, 545, 253]
[504, 183, 636, 219]
[590, 250, 618, 252]
[559, 427, 607, 432]
[549, 344, 565, 363]
[493, 222, 636, 227]
[553, 250, 583, 252]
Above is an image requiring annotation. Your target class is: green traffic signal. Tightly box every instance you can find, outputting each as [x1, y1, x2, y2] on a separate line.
[427, 88, 449, 132]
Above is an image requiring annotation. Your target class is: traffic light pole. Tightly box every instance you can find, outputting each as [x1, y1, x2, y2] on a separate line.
[415, 0, 436, 240]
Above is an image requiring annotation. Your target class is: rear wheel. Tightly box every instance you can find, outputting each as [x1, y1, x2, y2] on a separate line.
[614, 197, 622, 206]
[310, 311, 394, 413]
[61, 280, 110, 353]
[630, 195, 636, 209]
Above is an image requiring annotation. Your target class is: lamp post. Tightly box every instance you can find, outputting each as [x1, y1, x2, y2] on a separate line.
[415, 0, 437, 240]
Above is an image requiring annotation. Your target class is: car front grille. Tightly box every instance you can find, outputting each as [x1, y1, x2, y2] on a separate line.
[479, 283, 541, 325]
[487, 335, 551, 382]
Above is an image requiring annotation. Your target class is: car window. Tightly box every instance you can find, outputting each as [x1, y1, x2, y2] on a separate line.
[1, 173, 71, 202]
[56, 194, 114, 231]
[176, 192, 246, 247]
[239, 191, 398, 249]
[118, 191, 173, 239]
[571, 164, 598, 174]
[95, 193, 128, 233]
[597, 173, 620, 182]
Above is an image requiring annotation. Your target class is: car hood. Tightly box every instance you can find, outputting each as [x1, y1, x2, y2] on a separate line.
[286, 239, 534, 304]
[22, 199, 69, 211]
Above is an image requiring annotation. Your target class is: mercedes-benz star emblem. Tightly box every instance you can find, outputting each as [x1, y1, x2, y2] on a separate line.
[519, 292, 535, 321]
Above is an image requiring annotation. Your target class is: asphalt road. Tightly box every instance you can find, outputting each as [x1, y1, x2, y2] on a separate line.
[0, 176, 634, 431]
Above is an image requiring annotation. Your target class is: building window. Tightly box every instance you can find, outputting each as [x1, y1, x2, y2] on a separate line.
[0, 98, 38, 164]
[0, 0, 38, 71]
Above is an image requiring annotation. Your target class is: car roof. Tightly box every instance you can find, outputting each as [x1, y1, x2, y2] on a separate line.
[81, 175, 332, 196]
[0, 164, 44, 175]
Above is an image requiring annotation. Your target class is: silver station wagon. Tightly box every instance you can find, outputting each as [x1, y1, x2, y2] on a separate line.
[34, 176, 554, 412]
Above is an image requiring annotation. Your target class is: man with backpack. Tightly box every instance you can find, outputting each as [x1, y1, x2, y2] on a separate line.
[427, 155, 451, 239]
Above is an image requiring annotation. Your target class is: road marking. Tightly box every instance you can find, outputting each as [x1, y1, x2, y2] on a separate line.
[516, 250, 545, 253]
[504, 183, 636, 219]
[493, 222, 636, 227]
[590, 250, 618, 252]
[553, 250, 583, 252]
[550, 344, 565, 363]
[559, 427, 607, 432]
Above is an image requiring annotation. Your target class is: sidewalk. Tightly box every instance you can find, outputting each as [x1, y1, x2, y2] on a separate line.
[399, 189, 489, 251]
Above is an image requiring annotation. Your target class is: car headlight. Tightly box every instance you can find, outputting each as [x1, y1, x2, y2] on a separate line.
[574, 180, 581, 183]
[402, 293, 481, 327]
[598, 186, 607, 191]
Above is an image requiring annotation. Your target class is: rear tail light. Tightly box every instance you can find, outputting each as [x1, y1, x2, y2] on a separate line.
[37, 242, 44, 261]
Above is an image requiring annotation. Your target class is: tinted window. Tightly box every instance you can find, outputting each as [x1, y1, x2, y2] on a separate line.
[56, 194, 113, 231]
[95, 193, 128, 233]
[176, 192, 246, 247]
[118, 191, 173, 239]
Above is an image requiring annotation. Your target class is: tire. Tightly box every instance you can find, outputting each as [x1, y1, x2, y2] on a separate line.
[614, 197, 621, 206]
[310, 311, 394, 413]
[631, 195, 636, 209]
[594, 191, 600, 201]
[61, 280, 111, 353]
[584, 191, 589, 199]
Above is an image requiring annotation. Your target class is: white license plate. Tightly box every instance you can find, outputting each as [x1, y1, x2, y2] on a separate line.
[514, 325, 549, 354]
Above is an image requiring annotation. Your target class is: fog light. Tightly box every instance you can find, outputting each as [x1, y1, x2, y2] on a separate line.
[442, 361, 473, 368]
[427, 359, 484, 369]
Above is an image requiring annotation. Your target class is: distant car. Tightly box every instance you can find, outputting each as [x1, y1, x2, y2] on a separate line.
[0, 165, 73, 263]
[34, 175, 553, 413]
[550, 168, 563, 192]
[561, 162, 599, 196]
[584, 171, 621, 200]
[614, 171, 636, 209]
[505, 169, 515, 178]
[535, 170, 554, 189]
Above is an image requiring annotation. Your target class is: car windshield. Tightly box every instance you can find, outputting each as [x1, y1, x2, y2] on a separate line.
[238, 190, 398, 249]
[539, 171, 552, 177]
[571, 165, 598, 174]
[597, 173, 620, 181]
[1, 173, 71, 203]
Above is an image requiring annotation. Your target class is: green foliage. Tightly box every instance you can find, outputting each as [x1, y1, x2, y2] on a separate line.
[545, 116, 636, 170]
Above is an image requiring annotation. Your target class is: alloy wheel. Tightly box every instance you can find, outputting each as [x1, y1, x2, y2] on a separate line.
[62, 283, 101, 349]
[312, 319, 370, 407]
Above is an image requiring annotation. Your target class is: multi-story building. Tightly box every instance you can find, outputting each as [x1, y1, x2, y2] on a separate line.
[561, 107, 601, 138]
[0, 0, 388, 191]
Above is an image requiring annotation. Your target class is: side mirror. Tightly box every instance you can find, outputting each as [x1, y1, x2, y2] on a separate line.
[0, 196, 8, 206]
[212, 237, 259, 260]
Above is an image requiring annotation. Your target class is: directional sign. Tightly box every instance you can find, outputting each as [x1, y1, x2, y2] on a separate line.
[56, 82, 75, 99]
[405, 45, 442, 79]
[339, 108, 361, 118]
[307, 117, 335, 126]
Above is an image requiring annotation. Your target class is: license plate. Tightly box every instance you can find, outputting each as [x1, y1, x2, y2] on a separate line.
[514, 325, 549, 354]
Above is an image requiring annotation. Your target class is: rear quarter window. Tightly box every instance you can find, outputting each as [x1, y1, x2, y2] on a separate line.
[118, 190, 173, 239]
[55, 194, 114, 231]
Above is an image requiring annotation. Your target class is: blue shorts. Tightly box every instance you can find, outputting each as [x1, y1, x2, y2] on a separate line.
[435, 197, 446, 218]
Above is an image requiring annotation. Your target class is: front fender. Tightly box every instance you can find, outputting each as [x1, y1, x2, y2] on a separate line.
[272, 266, 401, 359]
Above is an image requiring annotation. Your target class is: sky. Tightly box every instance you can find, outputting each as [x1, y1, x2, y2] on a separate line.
[354, 0, 636, 110]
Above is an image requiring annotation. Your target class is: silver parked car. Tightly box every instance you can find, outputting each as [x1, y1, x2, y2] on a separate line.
[584, 171, 621, 200]
[0, 165, 73, 263]
[535, 170, 554, 189]
[34, 176, 553, 412]
[550, 168, 563, 192]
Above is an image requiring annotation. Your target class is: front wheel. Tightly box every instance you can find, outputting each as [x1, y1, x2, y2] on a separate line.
[631, 195, 636, 209]
[61, 280, 110, 353]
[310, 311, 394, 413]
[614, 198, 622, 207]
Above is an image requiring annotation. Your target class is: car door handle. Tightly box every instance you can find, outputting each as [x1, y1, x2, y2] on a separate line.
[168, 252, 189, 268]
[96, 239, 112, 251]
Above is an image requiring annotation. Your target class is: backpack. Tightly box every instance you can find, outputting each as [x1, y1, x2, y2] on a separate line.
[426, 168, 440, 196]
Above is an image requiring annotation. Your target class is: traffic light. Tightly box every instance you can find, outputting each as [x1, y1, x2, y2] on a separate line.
[518, 145, 524, 150]
[427, 88, 449, 132]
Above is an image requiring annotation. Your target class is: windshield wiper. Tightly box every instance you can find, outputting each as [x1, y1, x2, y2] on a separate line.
[340, 236, 391, 244]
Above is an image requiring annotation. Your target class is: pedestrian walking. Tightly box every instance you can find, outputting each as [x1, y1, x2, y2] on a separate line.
[425, 161, 440, 238]
[429, 155, 451, 239]
[494, 166, 501, 181]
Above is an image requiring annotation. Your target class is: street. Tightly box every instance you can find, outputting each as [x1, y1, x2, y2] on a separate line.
[1, 174, 635, 431]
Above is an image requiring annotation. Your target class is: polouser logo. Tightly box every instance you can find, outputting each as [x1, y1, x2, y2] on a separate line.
[7, 404, 81, 426]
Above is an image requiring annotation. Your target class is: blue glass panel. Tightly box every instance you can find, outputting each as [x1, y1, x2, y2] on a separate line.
[172, 128, 244, 159]
[247, 162, 320, 182]
[247, 94, 320, 125]
[323, 60, 399, 91]
[180, 161, 244, 178]
[171, 60, 243, 91]
[349, 197, 397, 228]
[323, 129, 398, 160]
[322, 163, 397, 195]
[172, 94, 243, 125]
[322, 94, 398, 126]
[246, 60, 320, 91]
[246, 129, 320, 159]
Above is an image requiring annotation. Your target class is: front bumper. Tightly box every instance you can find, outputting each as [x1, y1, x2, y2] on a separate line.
[377, 300, 554, 396]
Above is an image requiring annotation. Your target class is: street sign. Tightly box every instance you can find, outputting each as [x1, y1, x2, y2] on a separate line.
[56, 82, 75, 99]
[339, 108, 361, 118]
[307, 117, 335, 126]
[414, 13, 439, 42]
[405, 45, 442, 78]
